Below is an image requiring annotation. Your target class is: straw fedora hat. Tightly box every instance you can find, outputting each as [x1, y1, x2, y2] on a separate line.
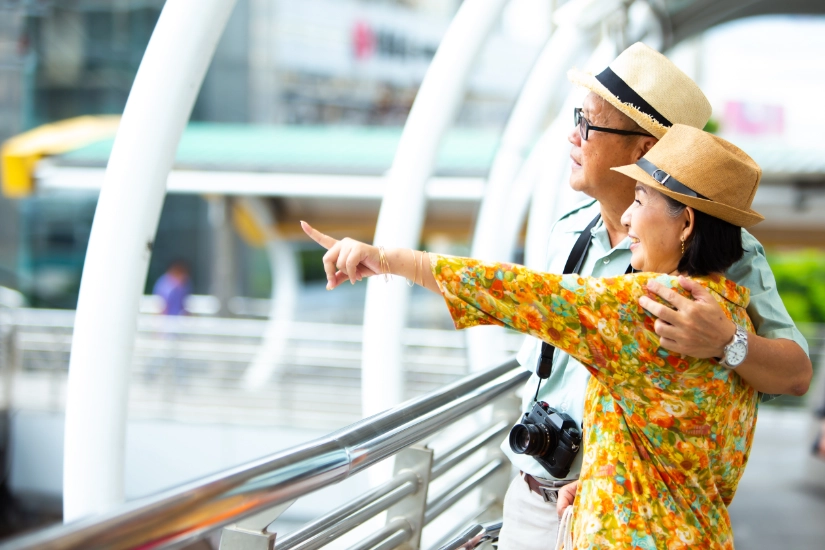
[611, 125, 764, 228]
[568, 43, 711, 139]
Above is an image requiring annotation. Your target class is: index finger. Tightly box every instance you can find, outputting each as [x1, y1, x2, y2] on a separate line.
[639, 295, 678, 325]
[301, 221, 338, 250]
[678, 275, 713, 300]
[646, 280, 691, 309]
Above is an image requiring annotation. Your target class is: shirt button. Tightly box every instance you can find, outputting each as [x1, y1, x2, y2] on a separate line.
[603, 258, 610, 265]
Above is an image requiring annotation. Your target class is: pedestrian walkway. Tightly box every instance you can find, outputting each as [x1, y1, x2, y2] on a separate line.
[729, 407, 825, 549]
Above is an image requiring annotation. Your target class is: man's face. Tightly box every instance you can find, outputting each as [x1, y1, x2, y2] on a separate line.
[568, 92, 655, 204]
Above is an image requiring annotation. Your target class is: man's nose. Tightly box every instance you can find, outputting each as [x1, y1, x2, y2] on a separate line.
[567, 124, 581, 146]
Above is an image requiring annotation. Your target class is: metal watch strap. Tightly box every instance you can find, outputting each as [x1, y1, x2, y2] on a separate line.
[719, 326, 748, 369]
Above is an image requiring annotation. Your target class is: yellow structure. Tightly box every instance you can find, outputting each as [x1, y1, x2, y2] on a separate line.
[1, 115, 120, 198]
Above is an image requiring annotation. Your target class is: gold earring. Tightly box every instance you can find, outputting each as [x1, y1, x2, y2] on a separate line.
[681, 238, 685, 255]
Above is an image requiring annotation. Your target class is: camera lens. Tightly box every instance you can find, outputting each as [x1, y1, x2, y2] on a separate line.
[509, 423, 555, 456]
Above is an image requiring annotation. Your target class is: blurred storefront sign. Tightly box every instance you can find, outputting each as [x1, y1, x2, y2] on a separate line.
[723, 100, 784, 136]
[272, 0, 534, 96]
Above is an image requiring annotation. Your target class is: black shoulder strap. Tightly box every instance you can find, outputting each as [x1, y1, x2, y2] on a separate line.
[563, 214, 601, 275]
[535, 214, 601, 379]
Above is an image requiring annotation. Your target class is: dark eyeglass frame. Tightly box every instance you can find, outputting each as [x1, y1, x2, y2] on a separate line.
[574, 107, 653, 141]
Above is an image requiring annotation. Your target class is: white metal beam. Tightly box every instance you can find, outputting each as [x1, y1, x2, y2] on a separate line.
[63, 0, 239, 521]
[360, 0, 509, 419]
[34, 166, 487, 201]
[465, 1, 607, 372]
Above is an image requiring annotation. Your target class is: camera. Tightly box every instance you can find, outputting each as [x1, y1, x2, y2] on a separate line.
[508, 401, 582, 479]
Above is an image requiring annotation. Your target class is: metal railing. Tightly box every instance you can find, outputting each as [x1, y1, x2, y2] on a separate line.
[5, 307, 524, 428]
[434, 522, 502, 550]
[0, 359, 528, 550]
[0, 299, 17, 412]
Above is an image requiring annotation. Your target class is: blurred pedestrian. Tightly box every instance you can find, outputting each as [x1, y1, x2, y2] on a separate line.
[153, 260, 191, 316]
[147, 260, 191, 384]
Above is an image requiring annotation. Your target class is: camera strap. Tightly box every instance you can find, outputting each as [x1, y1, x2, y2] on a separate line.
[535, 213, 633, 381]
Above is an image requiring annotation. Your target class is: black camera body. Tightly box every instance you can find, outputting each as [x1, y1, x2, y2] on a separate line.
[508, 401, 581, 479]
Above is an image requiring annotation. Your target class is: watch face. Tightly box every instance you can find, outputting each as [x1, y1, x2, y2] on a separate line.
[726, 342, 747, 366]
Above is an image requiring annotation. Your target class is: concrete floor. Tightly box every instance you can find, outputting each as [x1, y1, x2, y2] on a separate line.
[729, 407, 825, 550]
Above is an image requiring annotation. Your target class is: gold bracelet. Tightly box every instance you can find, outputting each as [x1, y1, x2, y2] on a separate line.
[384, 247, 392, 282]
[378, 246, 390, 282]
[407, 249, 417, 287]
[420, 250, 428, 286]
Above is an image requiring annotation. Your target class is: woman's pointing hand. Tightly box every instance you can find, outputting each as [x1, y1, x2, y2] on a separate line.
[301, 221, 380, 290]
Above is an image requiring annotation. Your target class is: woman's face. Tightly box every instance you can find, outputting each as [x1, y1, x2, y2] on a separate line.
[620, 184, 691, 274]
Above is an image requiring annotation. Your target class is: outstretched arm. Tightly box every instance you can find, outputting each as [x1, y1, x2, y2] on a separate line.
[641, 276, 812, 396]
[303, 221, 671, 386]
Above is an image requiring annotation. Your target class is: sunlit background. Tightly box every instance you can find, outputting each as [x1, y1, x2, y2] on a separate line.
[0, 1, 824, 549]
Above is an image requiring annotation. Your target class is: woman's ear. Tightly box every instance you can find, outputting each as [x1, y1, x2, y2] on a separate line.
[682, 206, 696, 242]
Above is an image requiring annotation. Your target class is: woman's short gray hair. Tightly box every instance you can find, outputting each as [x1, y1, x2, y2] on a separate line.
[658, 189, 687, 219]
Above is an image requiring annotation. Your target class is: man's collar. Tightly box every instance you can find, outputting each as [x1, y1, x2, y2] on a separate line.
[577, 215, 632, 252]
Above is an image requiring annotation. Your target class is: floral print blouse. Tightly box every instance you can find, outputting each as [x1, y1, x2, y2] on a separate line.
[429, 254, 758, 550]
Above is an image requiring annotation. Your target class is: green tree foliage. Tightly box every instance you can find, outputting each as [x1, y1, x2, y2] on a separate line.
[767, 249, 825, 324]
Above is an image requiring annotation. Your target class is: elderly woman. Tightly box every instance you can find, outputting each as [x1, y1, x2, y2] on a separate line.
[302, 125, 763, 549]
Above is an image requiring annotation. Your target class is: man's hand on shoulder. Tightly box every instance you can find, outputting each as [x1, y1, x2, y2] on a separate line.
[639, 275, 812, 395]
[638, 276, 734, 358]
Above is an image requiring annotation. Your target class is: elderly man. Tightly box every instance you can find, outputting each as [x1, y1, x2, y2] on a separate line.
[495, 43, 812, 549]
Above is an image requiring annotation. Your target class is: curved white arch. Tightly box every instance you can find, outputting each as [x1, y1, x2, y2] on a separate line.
[465, 11, 602, 373]
[63, 0, 239, 521]
[360, 0, 509, 419]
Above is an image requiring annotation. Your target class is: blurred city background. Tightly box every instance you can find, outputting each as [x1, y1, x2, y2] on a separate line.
[0, 1, 824, 549]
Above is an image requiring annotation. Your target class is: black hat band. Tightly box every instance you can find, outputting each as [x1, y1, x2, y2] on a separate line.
[636, 158, 707, 200]
[595, 67, 672, 128]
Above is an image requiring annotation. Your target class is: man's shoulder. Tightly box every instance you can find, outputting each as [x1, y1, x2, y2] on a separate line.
[551, 198, 600, 234]
[740, 228, 766, 255]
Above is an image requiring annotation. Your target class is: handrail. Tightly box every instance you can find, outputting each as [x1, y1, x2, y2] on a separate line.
[0, 358, 527, 550]
[275, 471, 419, 550]
[435, 521, 502, 550]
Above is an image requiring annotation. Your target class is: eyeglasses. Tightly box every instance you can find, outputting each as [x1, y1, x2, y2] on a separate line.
[574, 107, 653, 141]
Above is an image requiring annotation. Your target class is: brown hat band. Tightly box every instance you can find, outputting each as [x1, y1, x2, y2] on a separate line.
[595, 67, 672, 128]
[636, 158, 707, 200]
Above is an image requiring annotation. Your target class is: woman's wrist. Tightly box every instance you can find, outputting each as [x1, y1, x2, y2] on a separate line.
[377, 248, 436, 292]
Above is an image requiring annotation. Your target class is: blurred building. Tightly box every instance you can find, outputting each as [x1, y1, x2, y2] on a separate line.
[0, 4, 25, 290]
[1, 0, 523, 131]
[0, 0, 538, 308]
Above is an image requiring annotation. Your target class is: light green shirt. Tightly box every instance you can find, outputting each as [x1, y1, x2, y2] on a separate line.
[503, 199, 809, 481]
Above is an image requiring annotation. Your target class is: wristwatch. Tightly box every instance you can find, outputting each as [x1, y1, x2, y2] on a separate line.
[719, 326, 748, 369]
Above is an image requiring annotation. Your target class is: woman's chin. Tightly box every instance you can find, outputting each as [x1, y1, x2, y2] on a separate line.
[629, 253, 644, 272]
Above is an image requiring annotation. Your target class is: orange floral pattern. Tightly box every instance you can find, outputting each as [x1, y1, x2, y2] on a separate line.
[430, 254, 758, 550]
